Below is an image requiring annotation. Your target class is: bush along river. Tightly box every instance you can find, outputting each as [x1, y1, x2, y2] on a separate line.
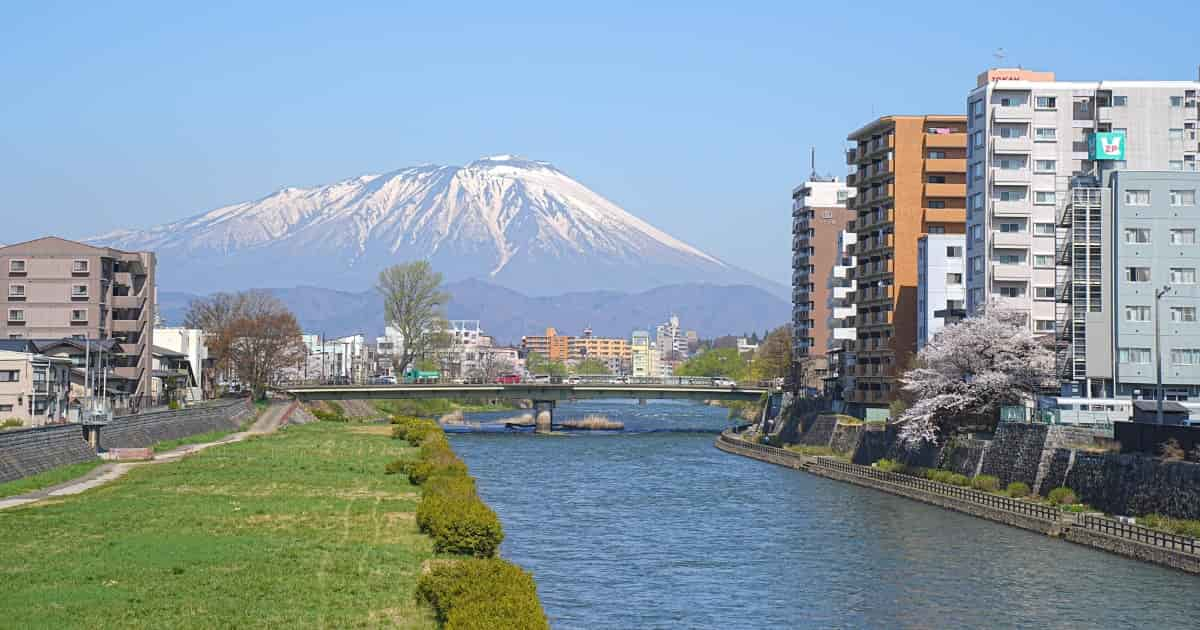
[448, 399, 1200, 629]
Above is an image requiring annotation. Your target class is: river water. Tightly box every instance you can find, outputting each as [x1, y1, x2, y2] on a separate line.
[450, 400, 1200, 629]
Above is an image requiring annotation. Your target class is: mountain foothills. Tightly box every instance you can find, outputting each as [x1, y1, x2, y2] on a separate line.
[89, 155, 782, 297]
[157, 279, 790, 345]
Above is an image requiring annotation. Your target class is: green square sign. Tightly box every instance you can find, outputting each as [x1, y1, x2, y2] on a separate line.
[1090, 131, 1126, 161]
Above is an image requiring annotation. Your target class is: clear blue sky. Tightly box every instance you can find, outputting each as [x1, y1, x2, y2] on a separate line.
[2, 1, 1195, 285]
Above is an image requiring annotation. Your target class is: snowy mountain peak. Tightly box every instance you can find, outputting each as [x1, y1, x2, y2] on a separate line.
[88, 157, 781, 297]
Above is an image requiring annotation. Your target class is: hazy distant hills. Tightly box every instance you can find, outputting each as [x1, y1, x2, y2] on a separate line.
[157, 279, 789, 345]
[92, 155, 784, 297]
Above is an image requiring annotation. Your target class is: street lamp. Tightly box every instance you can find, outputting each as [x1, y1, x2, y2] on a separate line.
[1154, 284, 1173, 425]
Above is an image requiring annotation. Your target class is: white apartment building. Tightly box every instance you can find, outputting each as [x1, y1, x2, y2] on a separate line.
[153, 327, 208, 395]
[965, 68, 1200, 345]
[631, 331, 652, 377]
[824, 229, 858, 406]
[916, 234, 966, 349]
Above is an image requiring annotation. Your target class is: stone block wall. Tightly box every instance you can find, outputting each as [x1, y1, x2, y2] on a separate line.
[851, 426, 892, 466]
[99, 399, 252, 450]
[0, 424, 97, 484]
[829, 423, 863, 456]
[938, 438, 989, 477]
[978, 423, 1048, 488]
[1037, 448, 1074, 496]
[1066, 452, 1200, 520]
[798, 414, 839, 447]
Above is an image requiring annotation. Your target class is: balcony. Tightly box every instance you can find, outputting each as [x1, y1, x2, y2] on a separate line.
[833, 305, 855, 320]
[992, 262, 1031, 280]
[926, 158, 966, 174]
[926, 133, 966, 149]
[992, 231, 1032, 248]
[924, 207, 964, 224]
[833, 285, 855, 300]
[866, 160, 893, 181]
[110, 295, 143, 309]
[992, 136, 1032, 153]
[991, 167, 1031, 184]
[832, 327, 856, 340]
[924, 182, 966, 198]
[864, 135, 895, 159]
[993, 104, 1033, 121]
[991, 199, 1031, 217]
[846, 147, 858, 165]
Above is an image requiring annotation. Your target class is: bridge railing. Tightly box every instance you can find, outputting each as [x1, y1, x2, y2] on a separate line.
[276, 376, 774, 389]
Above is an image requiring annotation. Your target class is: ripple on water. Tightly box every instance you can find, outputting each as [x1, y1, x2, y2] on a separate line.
[450, 401, 1200, 629]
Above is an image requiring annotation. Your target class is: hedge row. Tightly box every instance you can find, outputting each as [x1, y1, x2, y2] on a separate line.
[388, 416, 548, 628]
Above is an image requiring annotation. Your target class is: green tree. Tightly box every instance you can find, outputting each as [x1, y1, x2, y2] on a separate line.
[750, 326, 792, 381]
[574, 358, 610, 375]
[377, 262, 450, 374]
[525, 352, 567, 377]
[675, 348, 747, 379]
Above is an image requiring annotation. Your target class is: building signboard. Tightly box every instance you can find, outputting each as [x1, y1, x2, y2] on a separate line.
[1090, 131, 1126, 161]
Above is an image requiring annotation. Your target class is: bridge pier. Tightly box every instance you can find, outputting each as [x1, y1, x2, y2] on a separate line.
[533, 400, 555, 434]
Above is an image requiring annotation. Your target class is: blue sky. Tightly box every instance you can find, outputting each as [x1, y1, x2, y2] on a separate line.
[1, 1, 1195, 285]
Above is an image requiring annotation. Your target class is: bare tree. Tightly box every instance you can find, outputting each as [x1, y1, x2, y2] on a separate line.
[377, 262, 450, 375]
[183, 290, 305, 398]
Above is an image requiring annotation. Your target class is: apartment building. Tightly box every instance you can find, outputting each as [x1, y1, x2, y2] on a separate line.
[845, 115, 968, 409]
[823, 228, 858, 408]
[521, 327, 570, 362]
[568, 328, 631, 364]
[964, 68, 1200, 351]
[916, 234, 966, 349]
[153, 327, 208, 395]
[631, 330, 653, 377]
[791, 178, 855, 392]
[0, 237, 156, 402]
[0, 350, 72, 426]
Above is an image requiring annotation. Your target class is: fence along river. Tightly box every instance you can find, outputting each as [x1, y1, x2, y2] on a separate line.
[449, 399, 1200, 629]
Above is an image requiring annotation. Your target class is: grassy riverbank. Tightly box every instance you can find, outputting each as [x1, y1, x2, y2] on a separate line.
[0, 460, 105, 499]
[376, 398, 519, 417]
[0, 422, 437, 628]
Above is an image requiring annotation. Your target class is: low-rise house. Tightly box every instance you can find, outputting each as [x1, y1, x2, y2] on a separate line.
[0, 350, 73, 427]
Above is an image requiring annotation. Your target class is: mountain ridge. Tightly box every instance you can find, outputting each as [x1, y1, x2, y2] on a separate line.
[90, 155, 783, 297]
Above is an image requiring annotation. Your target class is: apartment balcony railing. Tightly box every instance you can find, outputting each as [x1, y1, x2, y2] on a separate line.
[993, 104, 1033, 120]
[924, 182, 966, 198]
[991, 199, 1032, 217]
[991, 136, 1032, 153]
[925, 158, 966, 174]
[992, 262, 1032, 281]
[991, 166, 1031, 184]
[992, 231, 1032, 248]
[926, 133, 966, 149]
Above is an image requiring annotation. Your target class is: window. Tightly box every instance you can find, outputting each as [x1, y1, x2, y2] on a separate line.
[998, 126, 1024, 139]
[1034, 254, 1054, 267]
[970, 256, 983, 273]
[1034, 191, 1055, 206]
[1171, 306, 1198, 322]
[1034, 159, 1056, 173]
[6, 309, 24, 322]
[1171, 268, 1196, 284]
[9, 260, 25, 273]
[1170, 190, 1196, 206]
[72, 259, 89, 274]
[836, 190, 849, 203]
[928, 226, 946, 234]
[71, 285, 88, 298]
[998, 285, 1026, 298]
[969, 193, 983, 211]
[998, 253, 1025, 265]
[972, 131, 984, 148]
[1000, 95, 1024, 107]
[1124, 228, 1151, 244]
[929, 200, 946, 209]
[946, 273, 963, 285]
[1035, 287, 1055, 299]
[1125, 305, 1152, 322]
[1033, 222, 1055, 236]
[1169, 128, 1184, 141]
[1119, 348, 1152, 364]
[947, 299, 964, 310]
[928, 150, 946, 159]
[1171, 96, 1184, 107]
[928, 175, 946, 184]
[1079, 99, 1091, 113]
[1035, 320, 1055, 333]
[1125, 267, 1151, 282]
[1171, 161, 1186, 171]
[71, 309, 87, 322]
[1000, 222, 1025, 233]
[1035, 96, 1057, 109]
[1034, 127, 1056, 140]
[970, 162, 984, 179]
[1125, 189, 1151, 206]
[0, 405, 12, 412]
[946, 246, 962, 258]
[971, 225, 983, 242]
[7, 284, 24, 298]
[0, 370, 18, 383]
[971, 100, 984, 117]
[1171, 229, 1197, 245]
[1113, 95, 1128, 106]
[1171, 349, 1200, 365]
[999, 190, 1026, 202]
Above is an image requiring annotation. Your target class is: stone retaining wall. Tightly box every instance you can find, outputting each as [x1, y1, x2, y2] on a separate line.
[1065, 452, 1200, 520]
[938, 438, 989, 477]
[1061, 526, 1200, 574]
[829, 423, 863, 456]
[99, 400, 252, 450]
[0, 424, 97, 484]
[798, 414, 839, 447]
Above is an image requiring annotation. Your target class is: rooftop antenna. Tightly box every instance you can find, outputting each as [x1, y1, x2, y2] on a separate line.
[810, 146, 817, 181]
[993, 48, 1007, 67]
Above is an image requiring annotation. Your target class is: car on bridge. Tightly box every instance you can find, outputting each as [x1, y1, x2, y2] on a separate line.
[494, 374, 522, 384]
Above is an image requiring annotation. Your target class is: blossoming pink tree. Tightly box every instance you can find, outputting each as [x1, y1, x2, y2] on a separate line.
[897, 308, 1056, 447]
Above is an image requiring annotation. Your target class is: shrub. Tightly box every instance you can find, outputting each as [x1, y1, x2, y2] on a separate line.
[874, 459, 905, 473]
[926, 469, 955, 484]
[970, 475, 1000, 492]
[1047, 487, 1078, 506]
[1, 418, 24, 430]
[384, 459, 408, 475]
[1139, 514, 1200, 539]
[405, 420, 442, 446]
[408, 450, 469, 486]
[311, 405, 347, 423]
[416, 558, 548, 630]
[947, 473, 970, 487]
[1160, 438, 1186, 462]
[420, 495, 504, 557]
[167, 400, 181, 410]
[1006, 481, 1031, 498]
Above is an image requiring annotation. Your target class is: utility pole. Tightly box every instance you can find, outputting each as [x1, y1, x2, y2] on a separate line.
[1154, 284, 1173, 425]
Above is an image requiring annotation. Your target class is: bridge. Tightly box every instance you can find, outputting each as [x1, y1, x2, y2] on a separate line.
[280, 381, 771, 429]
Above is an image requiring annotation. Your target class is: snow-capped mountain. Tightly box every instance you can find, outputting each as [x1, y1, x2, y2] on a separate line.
[90, 155, 781, 296]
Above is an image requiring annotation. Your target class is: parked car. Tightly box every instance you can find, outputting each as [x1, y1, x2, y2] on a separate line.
[713, 378, 736, 388]
[494, 374, 522, 384]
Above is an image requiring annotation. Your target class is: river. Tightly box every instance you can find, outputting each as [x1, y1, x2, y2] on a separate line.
[450, 400, 1200, 629]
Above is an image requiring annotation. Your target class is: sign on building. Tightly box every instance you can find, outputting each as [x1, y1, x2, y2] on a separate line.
[1089, 130, 1126, 161]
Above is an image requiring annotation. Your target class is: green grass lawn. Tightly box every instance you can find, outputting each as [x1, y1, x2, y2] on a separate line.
[151, 428, 238, 453]
[0, 460, 105, 500]
[0, 422, 436, 629]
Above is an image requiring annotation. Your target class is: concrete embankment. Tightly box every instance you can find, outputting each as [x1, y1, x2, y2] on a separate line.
[715, 431, 1200, 575]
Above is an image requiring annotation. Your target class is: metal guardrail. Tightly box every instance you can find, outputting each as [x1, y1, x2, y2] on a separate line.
[809, 457, 1062, 522]
[1079, 515, 1199, 556]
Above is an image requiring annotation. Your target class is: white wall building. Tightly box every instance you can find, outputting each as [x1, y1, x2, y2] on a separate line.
[917, 234, 966, 350]
[631, 330, 652, 377]
[824, 229, 858, 404]
[153, 327, 208, 395]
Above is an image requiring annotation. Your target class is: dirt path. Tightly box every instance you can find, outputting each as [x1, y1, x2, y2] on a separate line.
[0, 401, 295, 511]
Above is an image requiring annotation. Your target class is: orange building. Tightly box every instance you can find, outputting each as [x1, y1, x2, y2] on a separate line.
[521, 327, 571, 362]
[568, 335, 631, 362]
[845, 115, 967, 408]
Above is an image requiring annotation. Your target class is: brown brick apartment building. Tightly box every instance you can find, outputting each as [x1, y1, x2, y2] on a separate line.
[845, 115, 967, 408]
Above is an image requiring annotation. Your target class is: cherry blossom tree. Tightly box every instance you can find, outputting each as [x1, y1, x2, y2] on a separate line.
[897, 308, 1056, 447]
